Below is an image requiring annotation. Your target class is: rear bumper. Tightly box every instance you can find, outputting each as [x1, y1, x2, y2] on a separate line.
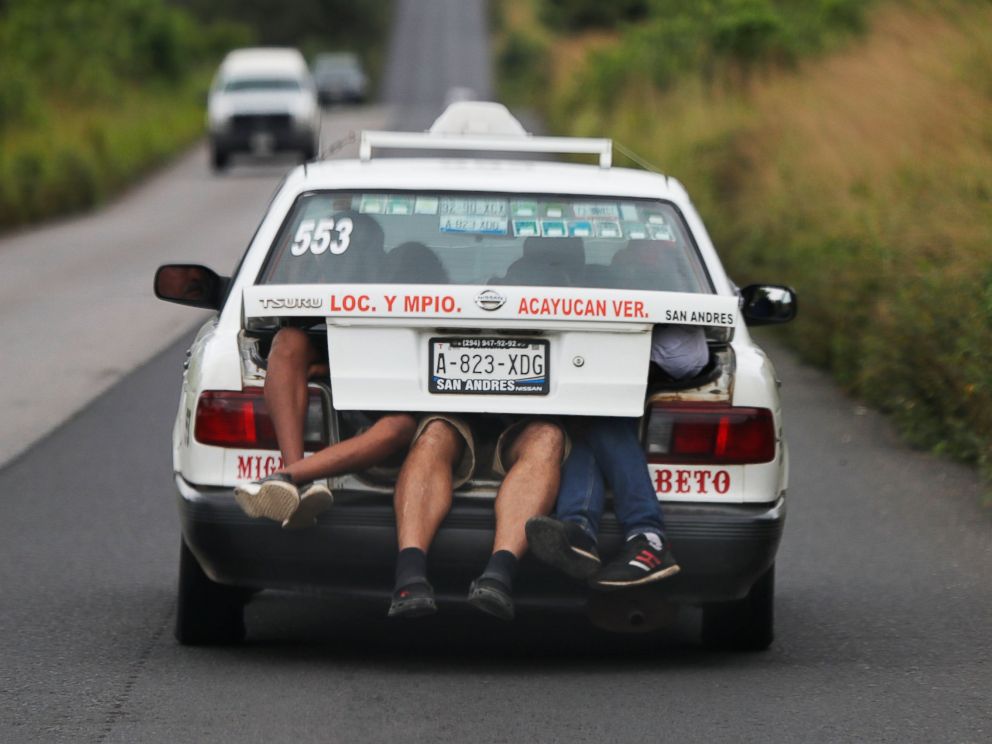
[177, 476, 784, 606]
[210, 126, 314, 153]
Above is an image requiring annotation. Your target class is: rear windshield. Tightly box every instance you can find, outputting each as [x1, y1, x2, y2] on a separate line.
[259, 192, 712, 293]
[223, 78, 302, 92]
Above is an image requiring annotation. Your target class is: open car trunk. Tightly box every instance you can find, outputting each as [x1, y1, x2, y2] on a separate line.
[243, 283, 737, 416]
[241, 286, 735, 498]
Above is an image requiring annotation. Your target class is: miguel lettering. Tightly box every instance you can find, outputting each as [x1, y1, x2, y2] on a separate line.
[236, 455, 285, 481]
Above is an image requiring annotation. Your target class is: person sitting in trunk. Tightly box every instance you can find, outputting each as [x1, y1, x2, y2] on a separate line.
[525, 324, 709, 588]
[387, 414, 567, 621]
[233, 238, 448, 529]
[233, 326, 419, 529]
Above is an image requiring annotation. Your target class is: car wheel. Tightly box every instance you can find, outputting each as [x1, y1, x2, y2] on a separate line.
[175, 538, 248, 645]
[210, 146, 229, 172]
[701, 563, 774, 651]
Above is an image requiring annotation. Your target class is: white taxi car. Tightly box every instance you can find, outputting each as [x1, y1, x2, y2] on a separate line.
[155, 103, 796, 648]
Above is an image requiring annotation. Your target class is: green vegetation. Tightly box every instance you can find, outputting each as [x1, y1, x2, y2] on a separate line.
[0, 0, 392, 230]
[496, 0, 992, 486]
[0, 0, 248, 228]
[173, 0, 394, 91]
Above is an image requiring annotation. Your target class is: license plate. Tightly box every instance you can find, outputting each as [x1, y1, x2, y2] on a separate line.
[250, 132, 274, 154]
[429, 338, 549, 395]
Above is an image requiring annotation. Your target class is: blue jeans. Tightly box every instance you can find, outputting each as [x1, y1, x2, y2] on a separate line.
[556, 417, 666, 542]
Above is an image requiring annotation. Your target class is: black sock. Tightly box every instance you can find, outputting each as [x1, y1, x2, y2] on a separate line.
[394, 547, 428, 590]
[481, 550, 518, 591]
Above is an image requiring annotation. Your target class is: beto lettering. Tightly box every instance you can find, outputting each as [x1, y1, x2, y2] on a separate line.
[654, 468, 731, 495]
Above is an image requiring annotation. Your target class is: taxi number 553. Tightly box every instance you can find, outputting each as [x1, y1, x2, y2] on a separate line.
[291, 217, 353, 256]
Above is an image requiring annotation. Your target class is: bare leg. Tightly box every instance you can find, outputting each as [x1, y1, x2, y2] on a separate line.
[492, 421, 564, 557]
[394, 420, 463, 551]
[282, 414, 416, 483]
[264, 328, 319, 466]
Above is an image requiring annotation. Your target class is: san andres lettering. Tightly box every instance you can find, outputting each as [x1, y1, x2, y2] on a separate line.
[664, 308, 735, 326]
[433, 378, 541, 392]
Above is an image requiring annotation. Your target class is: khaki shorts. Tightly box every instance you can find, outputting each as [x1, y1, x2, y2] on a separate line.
[412, 414, 570, 488]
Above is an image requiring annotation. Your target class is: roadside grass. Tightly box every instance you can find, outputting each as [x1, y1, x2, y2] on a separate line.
[0, 75, 208, 227]
[495, 0, 992, 485]
[0, 0, 394, 232]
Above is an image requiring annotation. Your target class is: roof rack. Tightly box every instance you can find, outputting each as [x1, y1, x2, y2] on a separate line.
[358, 130, 613, 168]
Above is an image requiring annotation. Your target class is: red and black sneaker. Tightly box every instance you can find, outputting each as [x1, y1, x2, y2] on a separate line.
[591, 533, 680, 590]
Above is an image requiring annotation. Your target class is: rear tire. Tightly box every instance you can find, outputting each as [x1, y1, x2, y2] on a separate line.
[210, 146, 229, 172]
[701, 564, 774, 651]
[175, 538, 248, 645]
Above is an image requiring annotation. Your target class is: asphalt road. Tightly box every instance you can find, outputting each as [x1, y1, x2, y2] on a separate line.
[1, 1, 990, 742]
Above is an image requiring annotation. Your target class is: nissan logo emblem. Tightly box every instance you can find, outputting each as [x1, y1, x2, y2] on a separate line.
[475, 290, 506, 311]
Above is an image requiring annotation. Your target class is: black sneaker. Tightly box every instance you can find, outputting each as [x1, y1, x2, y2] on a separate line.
[388, 582, 437, 618]
[467, 576, 515, 621]
[525, 516, 601, 579]
[281, 481, 333, 530]
[233, 472, 299, 523]
[591, 533, 680, 590]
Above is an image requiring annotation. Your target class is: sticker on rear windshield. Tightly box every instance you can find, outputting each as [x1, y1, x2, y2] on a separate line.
[440, 198, 507, 217]
[648, 223, 675, 241]
[358, 195, 386, 214]
[386, 197, 414, 215]
[414, 197, 439, 214]
[440, 215, 508, 235]
[540, 220, 566, 237]
[567, 220, 593, 237]
[624, 222, 648, 239]
[573, 203, 620, 219]
[595, 221, 623, 238]
[513, 219, 539, 237]
[512, 201, 538, 218]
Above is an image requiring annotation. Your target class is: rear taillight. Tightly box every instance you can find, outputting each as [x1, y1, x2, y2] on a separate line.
[645, 404, 776, 464]
[194, 388, 326, 451]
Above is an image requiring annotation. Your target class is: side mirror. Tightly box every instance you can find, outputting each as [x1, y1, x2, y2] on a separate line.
[154, 264, 228, 310]
[740, 284, 797, 326]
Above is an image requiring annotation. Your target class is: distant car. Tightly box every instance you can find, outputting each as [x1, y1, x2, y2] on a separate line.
[207, 47, 321, 171]
[156, 102, 797, 649]
[312, 52, 368, 104]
